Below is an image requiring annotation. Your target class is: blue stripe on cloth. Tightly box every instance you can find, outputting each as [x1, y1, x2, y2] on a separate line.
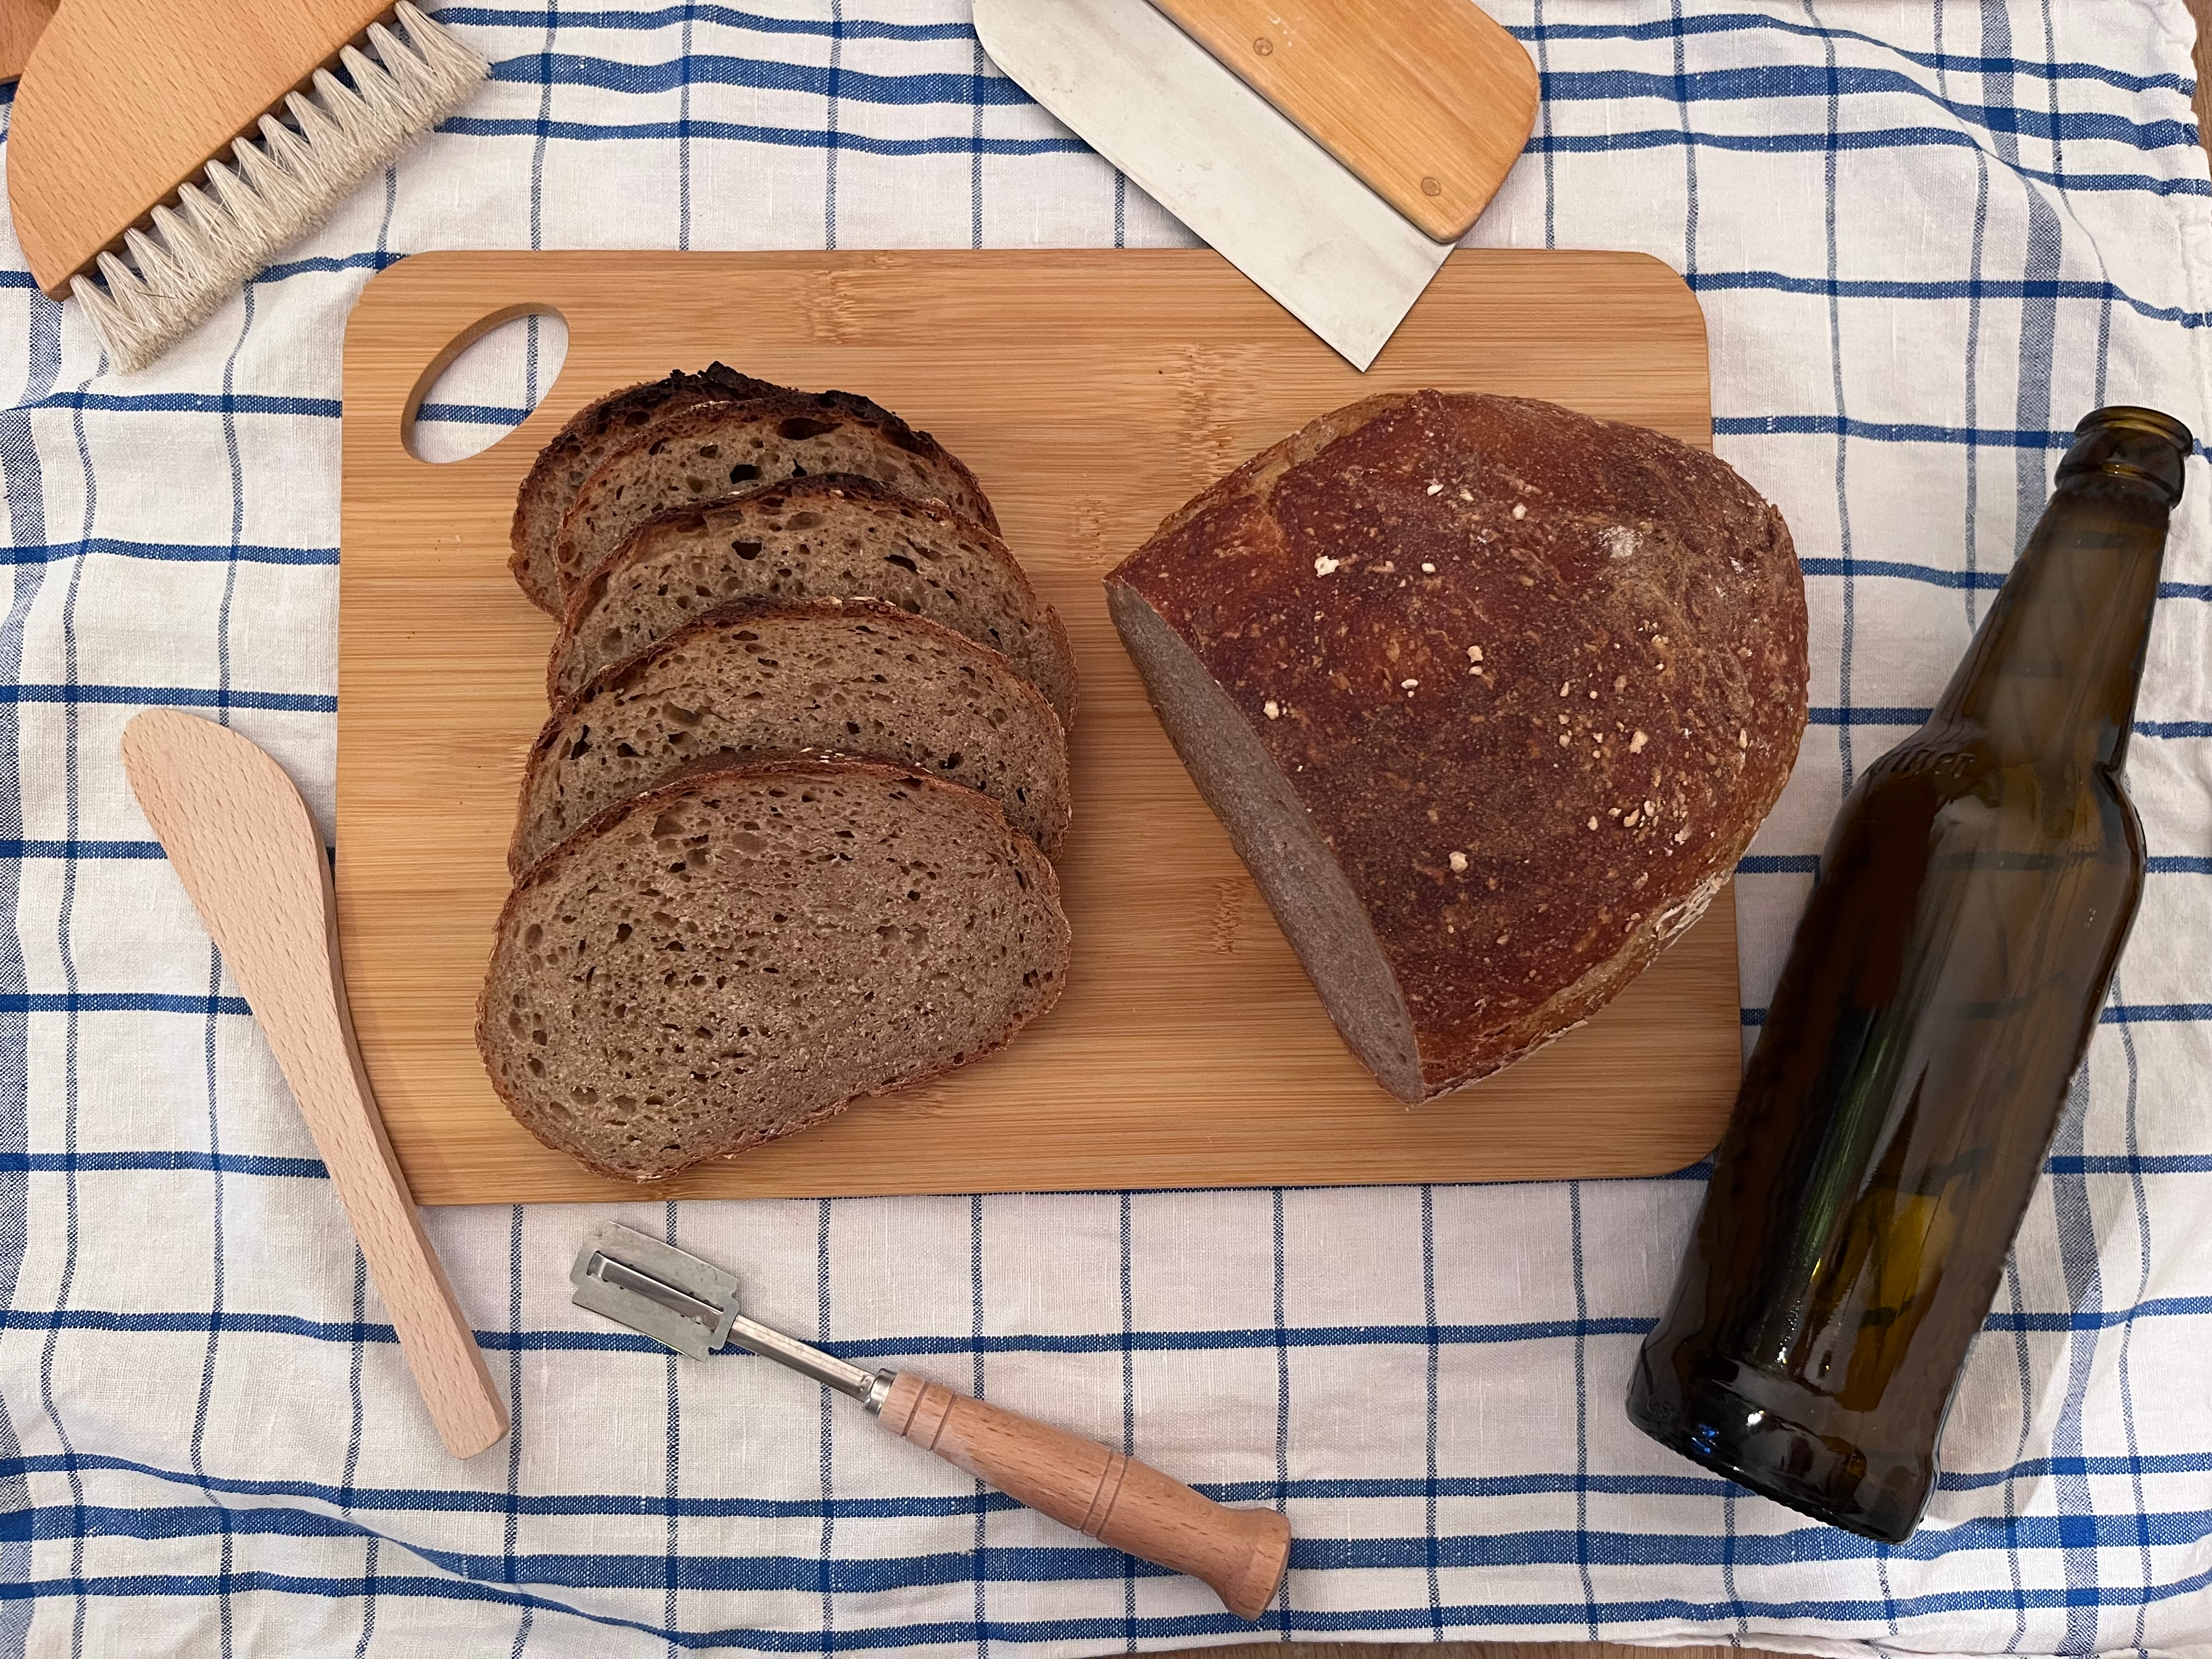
[1523, 125, 2209, 192]
[1538, 66, 2192, 148]
[8, 1301, 2210, 1350]
[0, 275, 61, 1659]
[442, 5, 980, 41]
[438, 115, 1088, 156]
[1689, 269, 2210, 328]
[0, 1152, 324, 1178]
[10, 1503, 2212, 1581]
[0, 995, 252, 1016]
[0, 1570, 2205, 1648]
[22, 392, 340, 418]
[7, 1446, 2209, 1520]
[0, 541, 335, 568]
[413, 403, 533, 427]
[488, 52, 1036, 105]
[0, 841, 163, 860]
[0, 686, 333, 713]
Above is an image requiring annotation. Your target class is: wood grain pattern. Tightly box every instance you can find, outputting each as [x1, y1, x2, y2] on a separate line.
[121, 711, 507, 1458]
[0, 0, 55, 83]
[1148, 0, 1539, 241]
[338, 247, 1739, 1205]
[7, 0, 391, 292]
[878, 1372, 1291, 1622]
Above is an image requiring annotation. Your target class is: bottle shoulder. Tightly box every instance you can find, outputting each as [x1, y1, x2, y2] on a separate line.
[1841, 728, 2137, 860]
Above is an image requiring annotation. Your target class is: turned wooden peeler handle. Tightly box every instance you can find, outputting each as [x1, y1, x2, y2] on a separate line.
[878, 1372, 1289, 1621]
[121, 709, 509, 1459]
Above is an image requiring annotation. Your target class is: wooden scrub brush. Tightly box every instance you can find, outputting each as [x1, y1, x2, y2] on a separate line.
[8, 2, 487, 372]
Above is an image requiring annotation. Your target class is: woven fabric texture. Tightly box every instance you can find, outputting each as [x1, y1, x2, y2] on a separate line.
[0, 3, 2207, 1655]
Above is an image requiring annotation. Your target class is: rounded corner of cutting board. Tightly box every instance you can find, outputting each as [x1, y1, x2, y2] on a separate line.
[338, 247, 1739, 1205]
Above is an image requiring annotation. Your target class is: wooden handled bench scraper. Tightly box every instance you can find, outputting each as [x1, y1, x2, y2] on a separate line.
[974, 0, 1538, 369]
[574, 1223, 1293, 1620]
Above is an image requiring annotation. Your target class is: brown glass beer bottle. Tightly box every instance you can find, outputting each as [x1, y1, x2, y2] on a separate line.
[1626, 405, 2192, 1541]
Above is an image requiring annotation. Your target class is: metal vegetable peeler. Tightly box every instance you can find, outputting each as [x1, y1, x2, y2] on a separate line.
[572, 1223, 1290, 1620]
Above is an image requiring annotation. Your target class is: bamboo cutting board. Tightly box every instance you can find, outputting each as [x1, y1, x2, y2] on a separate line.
[339, 248, 1739, 1205]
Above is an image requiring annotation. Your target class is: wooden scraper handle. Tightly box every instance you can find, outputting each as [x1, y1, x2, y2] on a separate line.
[121, 709, 509, 1459]
[1145, 0, 1539, 242]
[877, 1371, 1290, 1620]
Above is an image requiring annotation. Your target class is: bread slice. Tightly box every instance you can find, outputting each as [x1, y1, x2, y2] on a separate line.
[509, 364, 782, 613]
[552, 476, 1079, 728]
[551, 394, 997, 605]
[1106, 390, 1808, 1102]
[512, 599, 1070, 874]
[478, 758, 1070, 1181]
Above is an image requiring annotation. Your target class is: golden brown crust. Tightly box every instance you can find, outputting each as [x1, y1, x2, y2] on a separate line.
[1107, 390, 1808, 1096]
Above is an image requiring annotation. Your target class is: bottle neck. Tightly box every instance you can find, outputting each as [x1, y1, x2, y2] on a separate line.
[1931, 470, 2170, 773]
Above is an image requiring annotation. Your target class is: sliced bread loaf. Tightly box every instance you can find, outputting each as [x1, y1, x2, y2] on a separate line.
[1107, 390, 1808, 1102]
[478, 758, 1070, 1181]
[512, 599, 1070, 874]
[509, 363, 782, 613]
[551, 476, 1079, 726]
[550, 394, 998, 605]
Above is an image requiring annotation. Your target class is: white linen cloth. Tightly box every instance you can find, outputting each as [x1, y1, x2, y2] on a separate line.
[0, 3, 2207, 1654]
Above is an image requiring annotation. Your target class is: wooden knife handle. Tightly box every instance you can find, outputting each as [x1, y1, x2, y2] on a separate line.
[877, 1372, 1289, 1620]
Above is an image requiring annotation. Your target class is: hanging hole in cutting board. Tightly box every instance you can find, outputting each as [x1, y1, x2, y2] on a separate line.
[404, 305, 569, 464]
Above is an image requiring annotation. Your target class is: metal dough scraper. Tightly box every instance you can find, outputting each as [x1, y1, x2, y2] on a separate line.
[974, 0, 1538, 369]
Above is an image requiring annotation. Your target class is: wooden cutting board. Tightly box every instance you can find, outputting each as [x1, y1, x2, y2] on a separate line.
[338, 248, 1740, 1204]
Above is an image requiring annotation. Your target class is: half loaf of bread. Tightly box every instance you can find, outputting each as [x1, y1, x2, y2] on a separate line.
[479, 758, 1070, 1181]
[511, 599, 1070, 874]
[1106, 390, 1808, 1102]
[553, 476, 1077, 727]
[509, 363, 783, 613]
[551, 393, 997, 605]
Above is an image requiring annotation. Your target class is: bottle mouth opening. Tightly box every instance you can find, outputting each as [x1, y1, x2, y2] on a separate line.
[2075, 405, 2196, 456]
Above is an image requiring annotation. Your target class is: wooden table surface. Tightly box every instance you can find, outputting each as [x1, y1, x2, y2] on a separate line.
[1158, 15, 2212, 1659]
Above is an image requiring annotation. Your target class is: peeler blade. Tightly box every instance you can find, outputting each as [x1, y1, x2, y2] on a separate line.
[571, 1223, 740, 1362]
[974, 0, 1453, 370]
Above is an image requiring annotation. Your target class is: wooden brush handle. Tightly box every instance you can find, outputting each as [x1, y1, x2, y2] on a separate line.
[121, 710, 509, 1459]
[878, 1372, 1289, 1620]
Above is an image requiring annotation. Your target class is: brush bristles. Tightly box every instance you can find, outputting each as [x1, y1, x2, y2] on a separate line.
[70, 2, 487, 373]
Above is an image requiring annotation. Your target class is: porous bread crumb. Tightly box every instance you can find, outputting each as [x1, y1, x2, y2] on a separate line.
[1448, 850, 1468, 872]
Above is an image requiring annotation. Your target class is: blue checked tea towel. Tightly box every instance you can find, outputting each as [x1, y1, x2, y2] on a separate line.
[0, 2, 2208, 1655]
